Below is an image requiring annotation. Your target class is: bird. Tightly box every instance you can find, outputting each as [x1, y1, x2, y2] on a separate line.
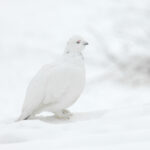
[17, 35, 88, 120]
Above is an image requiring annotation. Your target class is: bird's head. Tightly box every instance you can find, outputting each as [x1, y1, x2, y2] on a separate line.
[65, 35, 88, 54]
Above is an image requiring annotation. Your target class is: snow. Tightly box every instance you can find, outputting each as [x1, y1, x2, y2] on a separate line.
[0, 0, 150, 149]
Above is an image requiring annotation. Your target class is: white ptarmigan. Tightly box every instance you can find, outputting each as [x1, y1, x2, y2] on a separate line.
[18, 36, 88, 120]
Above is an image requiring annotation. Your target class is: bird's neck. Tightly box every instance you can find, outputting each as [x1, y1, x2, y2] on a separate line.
[64, 51, 84, 60]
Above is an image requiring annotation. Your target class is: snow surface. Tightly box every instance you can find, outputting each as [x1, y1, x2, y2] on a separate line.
[0, 0, 150, 149]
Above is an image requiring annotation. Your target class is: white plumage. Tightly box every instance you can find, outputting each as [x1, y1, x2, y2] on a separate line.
[18, 36, 88, 120]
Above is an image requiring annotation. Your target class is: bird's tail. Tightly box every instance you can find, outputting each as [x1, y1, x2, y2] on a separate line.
[16, 112, 31, 121]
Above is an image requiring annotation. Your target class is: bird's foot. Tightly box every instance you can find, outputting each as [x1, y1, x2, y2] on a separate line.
[54, 109, 72, 120]
[62, 109, 72, 116]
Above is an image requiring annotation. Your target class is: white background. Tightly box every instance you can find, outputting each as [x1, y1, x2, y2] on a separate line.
[0, 0, 150, 149]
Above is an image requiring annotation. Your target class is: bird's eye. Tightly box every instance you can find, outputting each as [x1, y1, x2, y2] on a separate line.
[76, 40, 81, 44]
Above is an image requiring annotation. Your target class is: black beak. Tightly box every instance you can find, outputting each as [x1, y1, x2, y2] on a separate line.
[83, 42, 88, 45]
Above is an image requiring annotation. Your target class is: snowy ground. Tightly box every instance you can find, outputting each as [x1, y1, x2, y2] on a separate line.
[0, 0, 150, 149]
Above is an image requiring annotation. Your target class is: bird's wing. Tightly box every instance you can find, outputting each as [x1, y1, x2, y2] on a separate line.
[43, 65, 84, 105]
[43, 70, 70, 104]
[20, 64, 56, 119]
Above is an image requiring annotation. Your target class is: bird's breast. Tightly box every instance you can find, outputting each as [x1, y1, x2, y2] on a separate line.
[43, 62, 85, 105]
